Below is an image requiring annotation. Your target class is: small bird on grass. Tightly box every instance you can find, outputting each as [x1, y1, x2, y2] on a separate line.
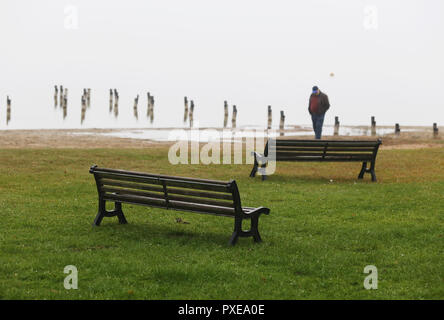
[175, 217, 190, 224]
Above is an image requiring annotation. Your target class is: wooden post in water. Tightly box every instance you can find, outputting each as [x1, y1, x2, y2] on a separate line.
[189, 100, 194, 128]
[184, 96, 189, 123]
[109, 89, 113, 113]
[59, 85, 63, 108]
[133, 94, 139, 119]
[87, 88, 91, 108]
[6, 96, 11, 124]
[279, 110, 285, 136]
[147, 92, 151, 118]
[334, 116, 339, 136]
[63, 88, 68, 116]
[81, 94, 86, 123]
[267, 105, 272, 130]
[395, 123, 400, 136]
[433, 123, 438, 138]
[63, 96, 67, 119]
[224, 100, 228, 128]
[232, 105, 237, 129]
[149, 95, 154, 123]
[371, 116, 376, 136]
[114, 89, 119, 117]
[54, 86, 58, 108]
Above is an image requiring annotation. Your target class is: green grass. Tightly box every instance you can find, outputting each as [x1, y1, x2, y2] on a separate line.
[0, 147, 443, 299]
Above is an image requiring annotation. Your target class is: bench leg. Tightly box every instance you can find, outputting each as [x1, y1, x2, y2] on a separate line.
[369, 161, 377, 182]
[259, 163, 267, 181]
[115, 202, 128, 224]
[92, 200, 127, 226]
[251, 215, 262, 243]
[229, 215, 263, 245]
[249, 161, 258, 178]
[358, 161, 377, 182]
[358, 162, 367, 179]
[229, 216, 242, 246]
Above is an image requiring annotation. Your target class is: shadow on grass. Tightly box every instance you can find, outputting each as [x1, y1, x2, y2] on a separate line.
[89, 219, 260, 248]
[247, 173, 375, 185]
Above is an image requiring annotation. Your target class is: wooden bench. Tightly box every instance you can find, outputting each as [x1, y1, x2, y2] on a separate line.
[90, 165, 270, 245]
[250, 139, 382, 181]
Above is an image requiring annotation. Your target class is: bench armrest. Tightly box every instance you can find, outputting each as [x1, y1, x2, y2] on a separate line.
[251, 152, 268, 164]
[244, 206, 270, 216]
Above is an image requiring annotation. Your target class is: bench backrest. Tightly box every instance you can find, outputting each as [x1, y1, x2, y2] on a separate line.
[264, 139, 381, 162]
[90, 166, 242, 217]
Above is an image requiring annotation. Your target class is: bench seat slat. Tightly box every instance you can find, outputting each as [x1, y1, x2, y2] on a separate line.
[97, 172, 230, 193]
[94, 167, 228, 185]
[275, 156, 373, 162]
[270, 147, 376, 152]
[100, 179, 165, 193]
[100, 179, 233, 201]
[166, 187, 233, 201]
[274, 141, 379, 147]
[103, 193, 236, 216]
[275, 152, 374, 157]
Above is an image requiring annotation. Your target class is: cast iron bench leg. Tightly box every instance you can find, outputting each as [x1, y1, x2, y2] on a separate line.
[370, 161, 377, 182]
[93, 200, 127, 226]
[251, 215, 262, 243]
[358, 162, 367, 179]
[229, 216, 242, 246]
[249, 161, 258, 178]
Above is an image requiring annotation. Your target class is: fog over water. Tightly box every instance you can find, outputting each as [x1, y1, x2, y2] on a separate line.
[1, 0, 443, 130]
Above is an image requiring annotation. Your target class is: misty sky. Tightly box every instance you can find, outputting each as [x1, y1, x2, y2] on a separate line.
[0, 0, 443, 129]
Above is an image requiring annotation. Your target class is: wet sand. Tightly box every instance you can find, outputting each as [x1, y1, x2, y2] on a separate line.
[0, 127, 442, 149]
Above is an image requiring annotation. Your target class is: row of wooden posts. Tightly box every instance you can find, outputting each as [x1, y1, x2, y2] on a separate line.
[108, 89, 155, 123]
[334, 116, 439, 137]
[138, 95, 441, 138]
[4, 89, 442, 138]
[53, 87, 156, 123]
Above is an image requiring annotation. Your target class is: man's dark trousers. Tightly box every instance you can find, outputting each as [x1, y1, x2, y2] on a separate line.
[311, 113, 325, 139]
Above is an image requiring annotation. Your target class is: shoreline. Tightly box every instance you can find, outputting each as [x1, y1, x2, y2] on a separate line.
[0, 127, 442, 149]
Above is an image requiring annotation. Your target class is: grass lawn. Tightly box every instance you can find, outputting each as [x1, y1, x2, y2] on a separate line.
[0, 146, 443, 299]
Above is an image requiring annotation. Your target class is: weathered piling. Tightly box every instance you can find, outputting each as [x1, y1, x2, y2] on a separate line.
[146, 92, 154, 122]
[87, 88, 91, 108]
[279, 110, 285, 136]
[59, 85, 63, 107]
[62, 88, 68, 116]
[267, 105, 272, 130]
[224, 101, 229, 128]
[433, 123, 438, 138]
[63, 96, 67, 119]
[133, 94, 139, 119]
[149, 95, 154, 123]
[371, 116, 376, 136]
[54, 86, 58, 108]
[6, 96, 11, 124]
[232, 105, 237, 129]
[109, 89, 113, 113]
[114, 89, 119, 117]
[184, 96, 189, 123]
[81, 94, 86, 123]
[334, 116, 340, 136]
[395, 123, 400, 136]
[189, 100, 194, 128]
[147, 92, 151, 118]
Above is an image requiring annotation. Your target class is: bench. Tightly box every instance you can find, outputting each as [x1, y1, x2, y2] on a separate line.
[250, 139, 382, 181]
[89, 165, 270, 245]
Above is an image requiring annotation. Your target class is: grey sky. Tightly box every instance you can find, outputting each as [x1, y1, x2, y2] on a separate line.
[0, 0, 443, 129]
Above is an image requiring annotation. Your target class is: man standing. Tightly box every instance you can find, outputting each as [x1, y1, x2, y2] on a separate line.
[308, 86, 330, 139]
